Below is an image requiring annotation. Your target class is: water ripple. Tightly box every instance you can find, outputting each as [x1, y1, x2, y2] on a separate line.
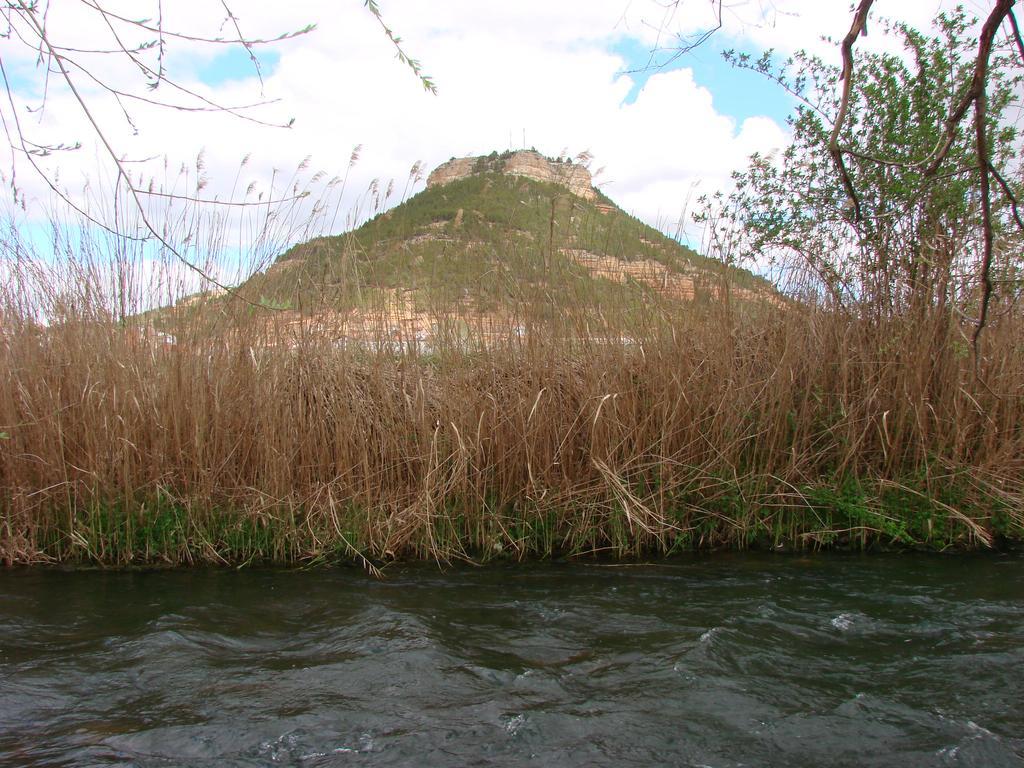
[1, 554, 1023, 767]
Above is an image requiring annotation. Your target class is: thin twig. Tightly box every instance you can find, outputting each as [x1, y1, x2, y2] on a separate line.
[1008, 10, 1024, 66]
[621, 0, 724, 73]
[363, 0, 436, 94]
[76, 0, 316, 46]
[14, 0, 262, 304]
[217, 0, 264, 91]
[0, 56, 146, 239]
[988, 162, 1024, 231]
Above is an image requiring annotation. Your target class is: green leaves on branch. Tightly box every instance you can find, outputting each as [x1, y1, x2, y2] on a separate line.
[711, 9, 1023, 317]
[364, 0, 437, 94]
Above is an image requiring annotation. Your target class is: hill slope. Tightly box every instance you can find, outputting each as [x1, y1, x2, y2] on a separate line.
[236, 163, 772, 326]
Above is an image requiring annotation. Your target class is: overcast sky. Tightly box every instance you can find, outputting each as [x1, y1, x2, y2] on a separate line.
[1, 0, 989, 249]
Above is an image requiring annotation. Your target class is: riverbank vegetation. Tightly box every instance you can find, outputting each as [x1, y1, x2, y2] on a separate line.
[1, 280, 1020, 568]
[1, 8, 1022, 567]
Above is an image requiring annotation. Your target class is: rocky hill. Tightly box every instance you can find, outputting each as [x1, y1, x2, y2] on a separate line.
[217, 151, 775, 342]
[427, 150, 596, 201]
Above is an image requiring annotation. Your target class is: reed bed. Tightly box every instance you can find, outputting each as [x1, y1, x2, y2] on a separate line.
[2, 167, 1023, 568]
[1, 278, 1021, 567]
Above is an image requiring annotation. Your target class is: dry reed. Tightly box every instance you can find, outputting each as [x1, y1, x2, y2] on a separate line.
[1, 185, 1022, 568]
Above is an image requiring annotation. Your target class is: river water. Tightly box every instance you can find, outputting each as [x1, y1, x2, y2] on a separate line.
[1, 554, 1022, 767]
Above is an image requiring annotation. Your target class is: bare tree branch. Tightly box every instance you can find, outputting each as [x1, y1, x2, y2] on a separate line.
[13, 0, 246, 297]
[217, 0, 264, 91]
[75, 1, 316, 47]
[970, 0, 1017, 351]
[2, 1, 434, 314]
[920, 3, 1014, 180]
[829, 0, 875, 223]
[0, 55, 145, 240]
[59, 52, 291, 128]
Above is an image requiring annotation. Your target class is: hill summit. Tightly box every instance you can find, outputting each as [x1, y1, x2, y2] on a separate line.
[427, 149, 597, 201]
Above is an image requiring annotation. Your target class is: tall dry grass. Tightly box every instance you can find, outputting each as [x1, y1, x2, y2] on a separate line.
[1, 182, 1022, 567]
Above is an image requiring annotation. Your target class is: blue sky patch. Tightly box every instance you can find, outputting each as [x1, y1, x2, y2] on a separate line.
[2, 59, 44, 99]
[612, 36, 794, 125]
[195, 47, 280, 87]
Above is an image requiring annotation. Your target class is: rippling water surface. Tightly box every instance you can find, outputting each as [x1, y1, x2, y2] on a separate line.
[2, 553, 1023, 767]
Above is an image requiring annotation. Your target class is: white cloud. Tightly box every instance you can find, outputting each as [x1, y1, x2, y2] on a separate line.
[0, 0, 977, 254]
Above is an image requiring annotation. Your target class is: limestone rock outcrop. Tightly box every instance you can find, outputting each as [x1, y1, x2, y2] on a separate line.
[426, 150, 596, 201]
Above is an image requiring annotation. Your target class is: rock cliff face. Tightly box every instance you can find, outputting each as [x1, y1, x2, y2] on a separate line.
[426, 150, 596, 201]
